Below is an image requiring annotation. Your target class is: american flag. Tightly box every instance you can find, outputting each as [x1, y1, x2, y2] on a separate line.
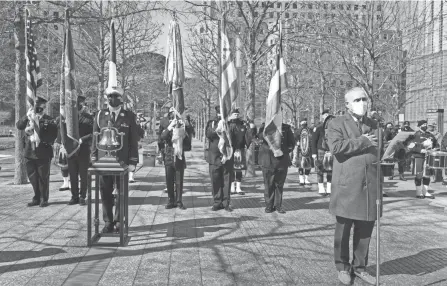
[25, 9, 42, 108]
[263, 23, 288, 157]
[217, 17, 238, 163]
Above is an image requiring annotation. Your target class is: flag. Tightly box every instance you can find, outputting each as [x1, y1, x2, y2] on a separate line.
[263, 23, 288, 157]
[217, 18, 238, 163]
[60, 9, 80, 158]
[25, 8, 43, 146]
[164, 19, 185, 115]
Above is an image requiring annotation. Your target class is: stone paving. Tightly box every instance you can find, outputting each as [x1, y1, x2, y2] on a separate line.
[0, 139, 446, 286]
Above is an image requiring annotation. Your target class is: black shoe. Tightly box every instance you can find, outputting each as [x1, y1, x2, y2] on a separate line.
[102, 224, 114, 233]
[383, 193, 389, 197]
[399, 174, 407, 181]
[79, 198, 86, 205]
[177, 203, 186, 210]
[425, 194, 435, 199]
[225, 205, 233, 212]
[165, 202, 176, 209]
[59, 187, 70, 191]
[265, 207, 274, 213]
[39, 201, 49, 207]
[211, 204, 224, 211]
[27, 200, 39, 207]
[300, 183, 305, 186]
[276, 207, 286, 214]
[129, 179, 136, 184]
[416, 195, 425, 199]
[68, 198, 79, 205]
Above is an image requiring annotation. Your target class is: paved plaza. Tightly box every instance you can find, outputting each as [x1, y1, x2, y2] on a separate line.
[0, 140, 446, 286]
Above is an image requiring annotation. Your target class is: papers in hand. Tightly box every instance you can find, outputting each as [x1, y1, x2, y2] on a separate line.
[382, 131, 416, 161]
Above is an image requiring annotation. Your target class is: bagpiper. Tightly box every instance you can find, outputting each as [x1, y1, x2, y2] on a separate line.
[294, 119, 312, 186]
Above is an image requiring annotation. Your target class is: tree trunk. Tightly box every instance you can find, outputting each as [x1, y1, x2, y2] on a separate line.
[319, 72, 325, 121]
[245, 62, 256, 121]
[14, 3, 28, 185]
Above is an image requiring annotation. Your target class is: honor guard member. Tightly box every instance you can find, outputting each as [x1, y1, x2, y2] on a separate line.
[66, 95, 93, 205]
[312, 109, 335, 196]
[408, 120, 437, 199]
[206, 105, 235, 212]
[294, 119, 312, 186]
[258, 121, 295, 213]
[228, 107, 256, 195]
[91, 87, 139, 233]
[16, 96, 58, 207]
[160, 109, 193, 210]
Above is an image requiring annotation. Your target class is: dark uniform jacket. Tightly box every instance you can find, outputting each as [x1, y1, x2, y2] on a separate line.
[91, 108, 139, 166]
[56, 112, 94, 152]
[228, 118, 256, 150]
[383, 128, 396, 142]
[311, 123, 326, 155]
[411, 130, 437, 159]
[159, 121, 193, 168]
[258, 123, 295, 169]
[16, 114, 58, 160]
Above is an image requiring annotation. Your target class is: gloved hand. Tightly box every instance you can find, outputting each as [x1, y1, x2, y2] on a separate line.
[312, 154, 317, 160]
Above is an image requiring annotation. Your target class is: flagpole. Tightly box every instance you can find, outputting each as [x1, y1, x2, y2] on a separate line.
[218, 18, 222, 116]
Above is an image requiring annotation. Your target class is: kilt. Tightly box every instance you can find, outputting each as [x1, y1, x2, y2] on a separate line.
[233, 148, 247, 170]
[315, 149, 333, 172]
[414, 156, 432, 178]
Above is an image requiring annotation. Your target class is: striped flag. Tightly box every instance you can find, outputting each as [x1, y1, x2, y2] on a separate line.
[263, 23, 288, 157]
[217, 18, 238, 163]
[25, 9, 43, 147]
[60, 10, 80, 158]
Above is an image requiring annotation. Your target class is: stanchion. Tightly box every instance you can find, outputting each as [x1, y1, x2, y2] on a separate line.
[376, 125, 382, 286]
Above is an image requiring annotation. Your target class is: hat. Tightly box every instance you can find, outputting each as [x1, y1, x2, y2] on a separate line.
[322, 109, 330, 115]
[417, 120, 427, 127]
[403, 120, 410, 125]
[231, 107, 240, 114]
[300, 119, 307, 125]
[215, 105, 220, 113]
[106, 20, 123, 97]
[105, 86, 124, 96]
[36, 96, 48, 104]
[428, 122, 436, 126]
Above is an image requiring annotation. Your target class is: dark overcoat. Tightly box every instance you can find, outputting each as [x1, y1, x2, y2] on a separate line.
[327, 113, 383, 221]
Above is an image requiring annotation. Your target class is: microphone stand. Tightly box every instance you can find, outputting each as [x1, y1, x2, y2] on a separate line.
[376, 122, 383, 286]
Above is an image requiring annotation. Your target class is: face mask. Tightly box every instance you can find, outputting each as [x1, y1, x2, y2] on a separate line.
[350, 101, 367, 117]
[34, 106, 44, 114]
[108, 97, 122, 108]
[421, 126, 427, 131]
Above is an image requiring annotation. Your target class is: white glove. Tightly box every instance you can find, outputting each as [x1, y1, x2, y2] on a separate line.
[79, 138, 83, 145]
[312, 154, 317, 160]
[408, 142, 416, 149]
[422, 138, 432, 148]
[421, 149, 427, 154]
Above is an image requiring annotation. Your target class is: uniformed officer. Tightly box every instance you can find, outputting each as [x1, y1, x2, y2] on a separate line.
[228, 107, 256, 195]
[408, 120, 437, 199]
[258, 121, 295, 213]
[206, 105, 235, 212]
[295, 119, 312, 186]
[64, 95, 94, 205]
[311, 109, 335, 196]
[91, 87, 139, 233]
[16, 97, 58, 207]
[159, 109, 193, 210]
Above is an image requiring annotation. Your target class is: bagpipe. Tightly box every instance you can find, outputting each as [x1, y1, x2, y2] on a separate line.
[292, 127, 312, 169]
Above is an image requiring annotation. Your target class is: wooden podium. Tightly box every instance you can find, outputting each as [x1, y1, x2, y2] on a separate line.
[87, 157, 129, 246]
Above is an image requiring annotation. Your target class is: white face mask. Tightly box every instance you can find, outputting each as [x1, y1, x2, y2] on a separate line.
[350, 101, 367, 117]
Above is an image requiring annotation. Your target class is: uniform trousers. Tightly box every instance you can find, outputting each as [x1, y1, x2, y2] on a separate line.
[209, 163, 233, 207]
[26, 158, 51, 203]
[100, 175, 121, 226]
[334, 216, 375, 273]
[234, 170, 242, 182]
[262, 167, 288, 208]
[68, 146, 90, 199]
[165, 165, 184, 204]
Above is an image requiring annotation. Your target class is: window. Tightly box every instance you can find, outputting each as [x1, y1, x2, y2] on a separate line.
[277, 2, 281, 8]
[301, 13, 306, 18]
[346, 4, 351, 10]
[293, 12, 297, 18]
[277, 12, 281, 18]
[238, 11, 242, 17]
[362, 14, 366, 21]
[254, 11, 258, 17]
[200, 27, 204, 33]
[383, 33, 388, 40]
[308, 3, 312, 9]
[43, 11, 48, 16]
[354, 14, 358, 20]
[331, 80, 336, 87]
[376, 14, 381, 20]
[285, 12, 289, 18]
[53, 11, 59, 18]
[308, 13, 312, 19]
[340, 80, 344, 86]
[339, 4, 344, 10]
[200, 39, 204, 44]
[328, 27, 332, 33]
[348, 30, 353, 36]
[293, 3, 297, 9]
[324, 4, 328, 9]
[331, 13, 336, 19]
[332, 4, 336, 10]
[354, 5, 358, 11]
[54, 24, 58, 30]
[377, 5, 382, 11]
[269, 12, 274, 18]
[362, 4, 367, 10]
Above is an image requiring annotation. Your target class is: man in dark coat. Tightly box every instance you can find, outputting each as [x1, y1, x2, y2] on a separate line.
[206, 105, 235, 212]
[311, 109, 334, 196]
[57, 95, 94, 205]
[408, 120, 437, 199]
[16, 97, 58, 207]
[228, 107, 256, 195]
[91, 87, 139, 233]
[258, 122, 295, 213]
[327, 87, 382, 285]
[159, 109, 193, 210]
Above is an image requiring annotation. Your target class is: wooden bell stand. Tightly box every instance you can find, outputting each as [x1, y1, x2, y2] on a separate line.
[87, 157, 129, 246]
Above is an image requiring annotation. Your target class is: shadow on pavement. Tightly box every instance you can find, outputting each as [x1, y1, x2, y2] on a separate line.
[0, 247, 66, 263]
[368, 248, 447, 276]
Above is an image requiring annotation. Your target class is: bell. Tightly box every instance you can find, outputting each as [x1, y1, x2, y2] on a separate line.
[98, 128, 120, 147]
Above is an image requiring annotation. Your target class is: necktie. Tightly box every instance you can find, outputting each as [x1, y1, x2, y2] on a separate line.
[111, 112, 116, 124]
[357, 120, 363, 134]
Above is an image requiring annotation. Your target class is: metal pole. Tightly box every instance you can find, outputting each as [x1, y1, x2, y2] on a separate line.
[376, 124, 382, 286]
[218, 19, 222, 118]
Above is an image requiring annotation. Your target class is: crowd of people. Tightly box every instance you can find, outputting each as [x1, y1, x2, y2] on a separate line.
[17, 85, 447, 285]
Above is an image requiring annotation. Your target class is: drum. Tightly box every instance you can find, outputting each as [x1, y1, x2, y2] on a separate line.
[381, 162, 395, 177]
[426, 151, 447, 169]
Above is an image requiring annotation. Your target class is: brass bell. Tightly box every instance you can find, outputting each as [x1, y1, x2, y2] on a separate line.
[98, 121, 120, 147]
